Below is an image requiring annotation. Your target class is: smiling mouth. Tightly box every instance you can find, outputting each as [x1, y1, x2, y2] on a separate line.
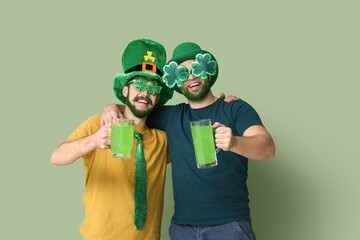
[134, 97, 152, 106]
[188, 82, 201, 89]
[136, 99, 149, 104]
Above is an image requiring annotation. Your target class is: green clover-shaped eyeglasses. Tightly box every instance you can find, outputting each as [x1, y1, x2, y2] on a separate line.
[162, 62, 189, 88]
[127, 77, 162, 95]
[191, 53, 217, 79]
[162, 53, 217, 88]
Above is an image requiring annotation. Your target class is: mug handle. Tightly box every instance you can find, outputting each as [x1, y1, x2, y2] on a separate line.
[212, 128, 221, 154]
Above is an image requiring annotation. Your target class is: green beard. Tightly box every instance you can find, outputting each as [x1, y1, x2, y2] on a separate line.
[126, 95, 155, 118]
[180, 79, 211, 101]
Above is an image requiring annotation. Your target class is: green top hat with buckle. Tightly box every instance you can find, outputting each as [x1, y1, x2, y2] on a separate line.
[113, 39, 174, 107]
[161, 42, 219, 94]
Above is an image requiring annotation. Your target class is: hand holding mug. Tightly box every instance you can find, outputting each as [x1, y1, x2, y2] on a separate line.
[213, 122, 233, 151]
[93, 124, 111, 150]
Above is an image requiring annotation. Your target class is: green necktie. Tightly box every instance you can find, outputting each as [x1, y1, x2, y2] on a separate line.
[134, 131, 147, 230]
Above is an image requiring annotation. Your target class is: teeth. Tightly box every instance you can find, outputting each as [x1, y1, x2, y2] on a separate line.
[189, 83, 200, 88]
[137, 100, 148, 104]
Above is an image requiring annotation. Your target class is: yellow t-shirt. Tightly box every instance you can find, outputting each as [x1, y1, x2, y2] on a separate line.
[68, 115, 170, 240]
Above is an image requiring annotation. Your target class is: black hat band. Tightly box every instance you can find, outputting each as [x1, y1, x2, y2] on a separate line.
[125, 62, 163, 76]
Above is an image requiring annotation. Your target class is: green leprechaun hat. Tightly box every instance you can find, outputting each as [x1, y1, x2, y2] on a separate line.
[113, 39, 174, 107]
[164, 42, 219, 93]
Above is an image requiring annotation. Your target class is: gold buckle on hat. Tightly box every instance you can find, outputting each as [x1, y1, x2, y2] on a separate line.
[142, 62, 157, 73]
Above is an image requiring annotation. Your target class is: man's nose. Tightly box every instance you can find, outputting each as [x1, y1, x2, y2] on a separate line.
[139, 88, 150, 96]
[188, 72, 195, 80]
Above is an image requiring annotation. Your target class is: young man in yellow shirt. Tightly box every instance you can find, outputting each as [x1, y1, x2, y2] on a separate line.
[51, 39, 174, 240]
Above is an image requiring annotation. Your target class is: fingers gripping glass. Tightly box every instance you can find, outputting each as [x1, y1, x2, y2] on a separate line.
[127, 77, 162, 95]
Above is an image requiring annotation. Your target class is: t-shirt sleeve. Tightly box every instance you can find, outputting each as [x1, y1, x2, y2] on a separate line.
[67, 115, 101, 158]
[68, 115, 101, 141]
[233, 101, 263, 136]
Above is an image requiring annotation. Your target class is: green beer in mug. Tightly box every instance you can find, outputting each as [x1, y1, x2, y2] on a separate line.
[190, 119, 218, 169]
[111, 118, 134, 158]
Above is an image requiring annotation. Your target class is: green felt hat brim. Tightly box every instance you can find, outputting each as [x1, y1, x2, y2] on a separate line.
[167, 49, 218, 93]
[113, 71, 174, 108]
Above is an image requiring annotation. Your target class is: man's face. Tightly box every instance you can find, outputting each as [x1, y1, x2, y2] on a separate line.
[179, 59, 211, 101]
[123, 76, 160, 118]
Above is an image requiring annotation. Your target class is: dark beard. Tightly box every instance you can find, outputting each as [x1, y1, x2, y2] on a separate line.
[181, 79, 211, 101]
[126, 95, 155, 118]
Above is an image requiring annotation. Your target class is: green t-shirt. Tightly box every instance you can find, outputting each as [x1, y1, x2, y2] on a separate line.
[147, 98, 263, 225]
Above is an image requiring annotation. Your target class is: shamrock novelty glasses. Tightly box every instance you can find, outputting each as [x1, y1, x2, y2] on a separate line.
[191, 53, 217, 79]
[127, 77, 162, 95]
[162, 62, 189, 88]
[162, 53, 217, 88]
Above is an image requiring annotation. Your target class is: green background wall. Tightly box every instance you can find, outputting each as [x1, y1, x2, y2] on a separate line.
[1, 0, 359, 239]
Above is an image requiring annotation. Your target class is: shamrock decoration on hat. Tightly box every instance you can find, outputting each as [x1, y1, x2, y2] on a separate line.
[113, 39, 174, 107]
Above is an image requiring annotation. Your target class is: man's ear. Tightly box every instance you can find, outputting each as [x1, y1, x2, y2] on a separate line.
[122, 86, 129, 98]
